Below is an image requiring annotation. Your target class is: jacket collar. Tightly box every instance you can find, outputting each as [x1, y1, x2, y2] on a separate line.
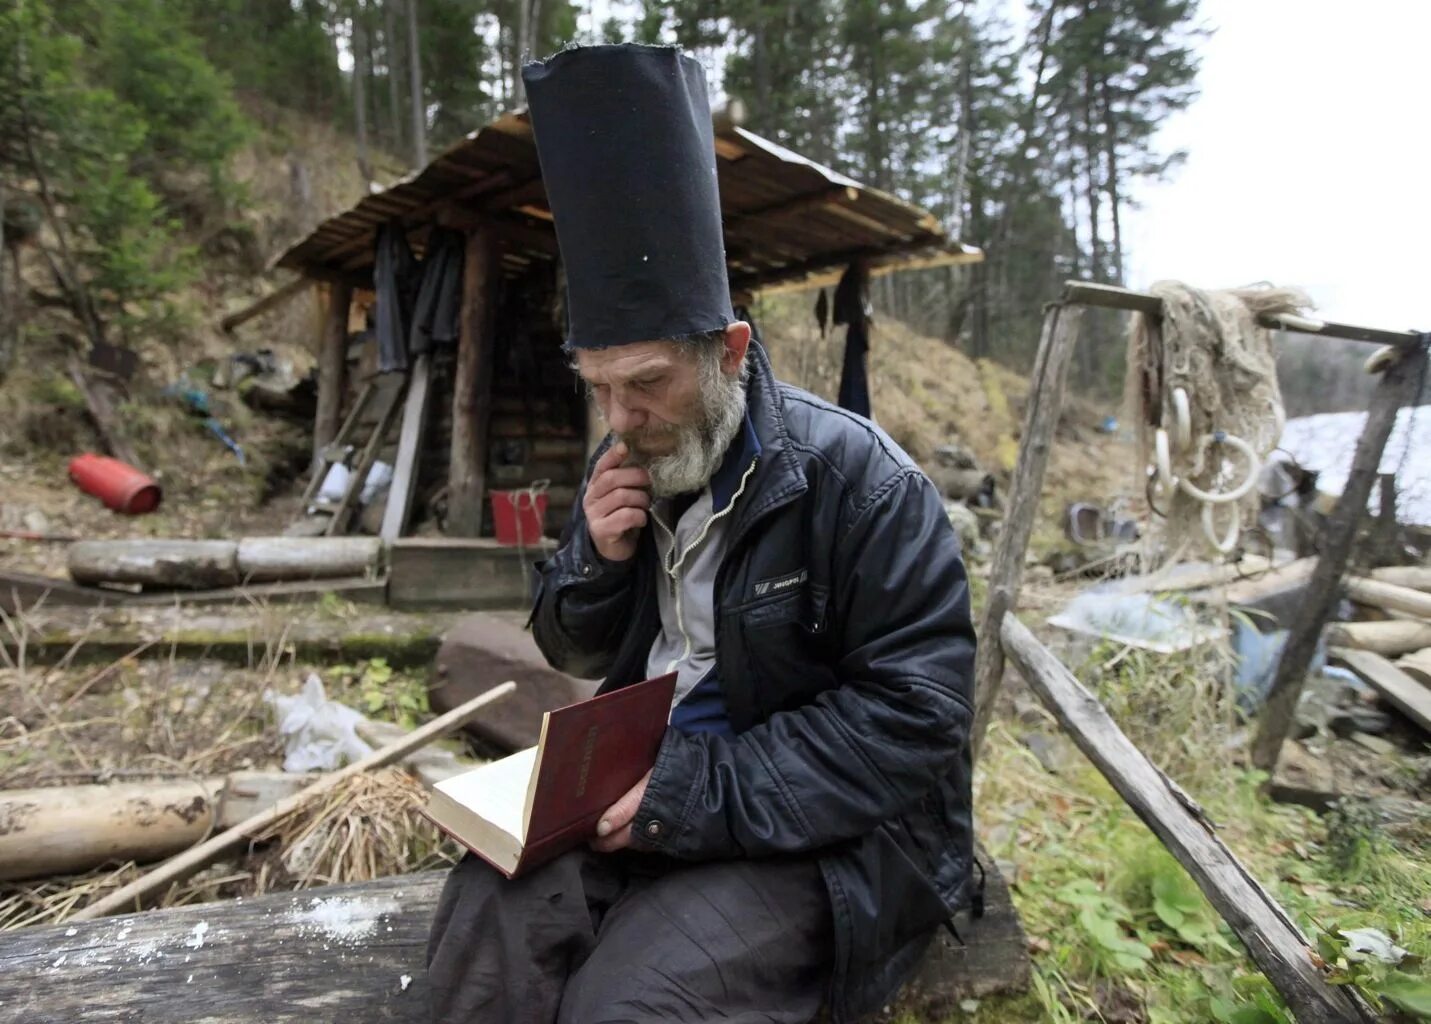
[730, 340, 807, 535]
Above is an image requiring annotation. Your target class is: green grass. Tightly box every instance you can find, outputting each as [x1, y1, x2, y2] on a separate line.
[960, 638, 1430, 1023]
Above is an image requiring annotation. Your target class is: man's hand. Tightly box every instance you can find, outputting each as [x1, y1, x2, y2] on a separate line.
[583, 442, 652, 563]
[590, 768, 651, 853]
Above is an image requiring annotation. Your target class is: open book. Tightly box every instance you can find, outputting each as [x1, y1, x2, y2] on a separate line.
[420, 672, 677, 878]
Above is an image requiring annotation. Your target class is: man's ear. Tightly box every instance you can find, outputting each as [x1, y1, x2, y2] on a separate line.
[722, 321, 752, 374]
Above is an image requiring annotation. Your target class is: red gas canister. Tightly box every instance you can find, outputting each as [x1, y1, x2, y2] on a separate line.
[68, 454, 162, 515]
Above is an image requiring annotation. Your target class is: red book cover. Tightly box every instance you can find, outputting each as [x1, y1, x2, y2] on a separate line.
[421, 672, 677, 878]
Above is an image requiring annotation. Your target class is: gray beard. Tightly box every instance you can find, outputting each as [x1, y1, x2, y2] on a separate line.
[620, 370, 747, 499]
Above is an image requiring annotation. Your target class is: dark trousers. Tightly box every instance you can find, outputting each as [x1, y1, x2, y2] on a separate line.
[426, 848, 834, 1024]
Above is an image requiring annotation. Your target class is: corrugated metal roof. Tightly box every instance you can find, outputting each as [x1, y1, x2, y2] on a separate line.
[274, 110, 982, 292]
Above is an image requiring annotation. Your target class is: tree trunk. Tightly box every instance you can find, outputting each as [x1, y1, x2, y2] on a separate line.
[514, 0, 530, 104]
[385, 0, 406, 156]
[406, 0, 427, 166]
[446, 226, 498, 537]
[351, 13, 375, 183]
[1100, 75, 1124, 283]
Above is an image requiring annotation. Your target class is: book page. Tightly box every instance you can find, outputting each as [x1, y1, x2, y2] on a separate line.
[437, 746, 539, 842]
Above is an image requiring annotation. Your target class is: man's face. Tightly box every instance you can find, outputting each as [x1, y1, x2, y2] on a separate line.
[573, 325, 752, 497]
[575, 341, 703, 461]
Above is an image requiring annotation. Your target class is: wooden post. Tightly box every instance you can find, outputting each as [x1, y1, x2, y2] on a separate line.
[971, 301, 1084, 758]
[447, 226, 498, 537]
[1251, 343, 1427, 770]
[1002, 615, 1372, 1024]
[314, 280, 353, 468]
[380, 352, 434, 541]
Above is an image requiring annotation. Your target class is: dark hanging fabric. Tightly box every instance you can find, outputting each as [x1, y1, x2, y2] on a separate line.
[409, 226, 467, 357]
[834, 263, 872, 419]
[522, 45, 733, 349]
[374, 221, 418, 373]
[733, 303, 762, 347]
[813, 289, 829, 339]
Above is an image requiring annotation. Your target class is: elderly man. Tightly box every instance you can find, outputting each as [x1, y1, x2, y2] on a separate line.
[426, 44, 976, 1024]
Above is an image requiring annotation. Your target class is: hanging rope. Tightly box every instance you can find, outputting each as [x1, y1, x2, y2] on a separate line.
[1127, 281, 1311, 558]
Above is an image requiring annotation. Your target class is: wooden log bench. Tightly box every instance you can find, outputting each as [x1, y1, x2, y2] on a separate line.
[0, 862, 1025, 1023]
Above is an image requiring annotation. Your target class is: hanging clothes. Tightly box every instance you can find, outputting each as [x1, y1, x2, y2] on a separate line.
[374, 221, 418, 373]
[409, 227, 467, 357]
[834, 262, 872, 419]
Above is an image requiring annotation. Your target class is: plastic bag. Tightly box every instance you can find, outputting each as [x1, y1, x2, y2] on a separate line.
[264, 673, 373, 773]
[1047, 592, 1219, 653]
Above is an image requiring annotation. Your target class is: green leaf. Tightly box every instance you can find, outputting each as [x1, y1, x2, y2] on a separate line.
[1376, 974, 1431, 1018]
[1225, 1008, 1282, 1024]
[363, 690, 386, 712]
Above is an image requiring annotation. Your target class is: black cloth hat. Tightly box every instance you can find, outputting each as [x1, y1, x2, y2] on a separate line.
[522, 45, 732, 349]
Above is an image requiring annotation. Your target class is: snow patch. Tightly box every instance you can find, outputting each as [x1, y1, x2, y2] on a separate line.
[185, 922, 209, 950]
[400, 974, 412, 992]
[1279, 404, 1431, 525]
[286, 896, 400, 944]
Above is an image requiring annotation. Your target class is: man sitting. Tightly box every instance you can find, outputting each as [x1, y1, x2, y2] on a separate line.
[426, 43, 977, 1024]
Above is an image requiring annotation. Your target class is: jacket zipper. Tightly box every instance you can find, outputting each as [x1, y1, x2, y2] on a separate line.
[652, 457, 759, 673]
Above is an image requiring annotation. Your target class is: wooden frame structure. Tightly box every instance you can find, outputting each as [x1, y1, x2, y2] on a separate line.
[263, 108, 981, 543]
[971, 279, 1425, 1022]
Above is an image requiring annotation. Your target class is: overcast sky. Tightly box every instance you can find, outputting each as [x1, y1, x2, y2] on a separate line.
[1123, 0, 1431, 333]
[576, 1, 1431, 332]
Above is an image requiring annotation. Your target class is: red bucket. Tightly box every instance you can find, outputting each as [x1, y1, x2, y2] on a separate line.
[68, 453, 162, 515]
[490, 489, 547, 546]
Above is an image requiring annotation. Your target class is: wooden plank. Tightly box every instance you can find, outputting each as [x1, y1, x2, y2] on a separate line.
[447, 225, 498, 536]
[380, 353, 434, 541]
[314, 280, 354, 467]
[301, 381, 376, 506]
[71, 683, 516, 920]
[67, 355, 141, 470]
[1397, 648, 1431, 687]
[1001, 615, 1371, 1024]
[1325, 619, 1431, 656]
[219, 276, 314, 333]
[2, 609, 456, 668]
[1345, 576, 1431, 619]
[1061, 280, 1423, 349]
[971, 302, 1083, 758]
[325, 377, 407, 536]
[1330, 647, 1431, 733]
[387, 539, 533, 610]
[1252, 343, 1428, 769]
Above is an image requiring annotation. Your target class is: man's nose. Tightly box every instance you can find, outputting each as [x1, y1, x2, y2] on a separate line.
[605, 393, 645, 434]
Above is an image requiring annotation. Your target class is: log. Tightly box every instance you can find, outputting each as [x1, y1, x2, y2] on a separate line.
[1252, 342, 1427, 770]
[1324, 619, 1431, 657]
[71, 682, 516, 920]
[1000, 614, 1370, 1024]
[67, 354, 141, 470]
[380, 352, 434, 541]
[235, 538, 383, 583]
[0, 772, 311, 883]
[1369, 566, 1431, 592]
[314, 280, 353, 468]
[387, 538, 534, 610]
[1397, 647, 1431, 687]
[972, 301, 1083, 756]
[67, 540, 240, 590]
[0, 856, 1027, 1022]
[1329, 647, 1431, 733]
[447, 225, 498, 537]
[219, 276, 314, 333]
[1346, 576, 1431, 619]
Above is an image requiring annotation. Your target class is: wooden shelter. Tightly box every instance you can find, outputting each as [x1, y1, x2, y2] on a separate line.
[270, 108, 981, 541]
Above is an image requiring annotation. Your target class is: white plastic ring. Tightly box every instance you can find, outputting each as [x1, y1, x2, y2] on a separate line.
[1154, 428, 1176, 489]
[1364, 345, 1398, 375]
[1177, 432, 1261, 505]
[1170, 387, 1192, 453]
[1202, 499, 1241, 554]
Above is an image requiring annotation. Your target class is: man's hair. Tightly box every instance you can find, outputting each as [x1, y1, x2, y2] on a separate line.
[566, 327, 748, 383]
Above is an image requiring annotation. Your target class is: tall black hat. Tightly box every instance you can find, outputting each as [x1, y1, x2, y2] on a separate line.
[522, 45, 733, 349]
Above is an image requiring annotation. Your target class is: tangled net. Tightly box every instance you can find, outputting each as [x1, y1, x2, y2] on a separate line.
[1126, 281, 1312, 558]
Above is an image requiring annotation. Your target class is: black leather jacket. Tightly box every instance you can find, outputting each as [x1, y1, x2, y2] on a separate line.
[531, 341, 976, 1022]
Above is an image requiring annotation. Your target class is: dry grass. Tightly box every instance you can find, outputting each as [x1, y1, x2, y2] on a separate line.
[0, 598, 463, 930]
